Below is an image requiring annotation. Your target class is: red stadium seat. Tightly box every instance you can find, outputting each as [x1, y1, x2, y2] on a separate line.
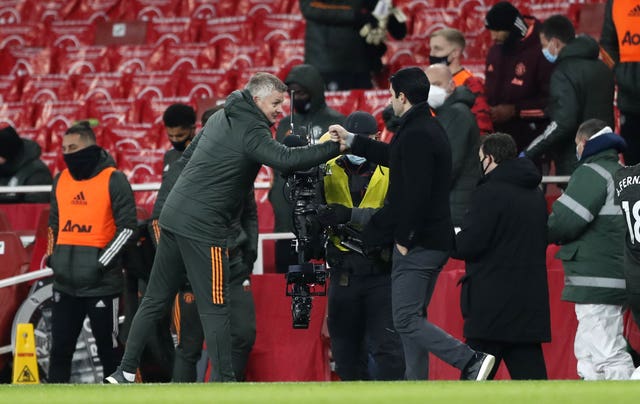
[384, 39, 430, 73]
[34, 100, 88, 152]
[15, 127, 48, 152]
[361, 89, 393, 129]
[0, 46, 53, 76]
[139, 96, 195, 126]
[179, 0, 236, 19]
[54, 46, 113, 75]
[0, 22, 45, 48]
[149, 43, 216, 74]
[271, 39, 304, 71]
[39, 151, 60, 177]
[178, 68, 236, 101]
[216, 42, 271, 71]
[20, 74, 75, 103]
[0, 210, 11, 231]
[127, 71, 179, 101]
[254, 14, 305, 50]
[0, 101, 35, 129]
[235, 0, 291, 18]
[324, 90, 363, 117]
[102, 123, 161, 154]
[236, 66, 282, 89]
[87, 98, 141, 126]
[145, 17, 196, 46]
[118, 149, 166, 214]
[127, 0, 182, 21]
[73, 72, 126, 102]
[111, 44, 163, 74]
[198, 16, 252, 46]
[0, 74, 23, 103]
[46, 20, 97, 48]
[60, 0, 125, 23]
[406, 3, 456, 39]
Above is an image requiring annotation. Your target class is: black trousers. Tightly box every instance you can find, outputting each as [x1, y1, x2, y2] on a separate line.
[327, 271, 405, 381]
[621, 113, 640, 166]
[49, 290, 120, 383]
[465, 338, 548, 380]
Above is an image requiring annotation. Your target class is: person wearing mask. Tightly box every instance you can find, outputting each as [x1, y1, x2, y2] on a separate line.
[425, 64, 480, 227]
[523, 15, 615, 177]
[0, 125, 52, 203]
[484, 1, 553, 152]
[106, 72, 343, 383]
[315, 111, 404, 381]
[453, 132, 551, 380]
[329, 67, 495, 381]
[601, 0, 640, 165]
[548, 119, 635, 380]
[429, 28, 493, 135]
[46, 122, 137, 383]
[300, 0, 407, 90]
[270, 64, 345, 273]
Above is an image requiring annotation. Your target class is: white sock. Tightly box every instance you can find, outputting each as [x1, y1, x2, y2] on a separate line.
[122, 371, 136, 382]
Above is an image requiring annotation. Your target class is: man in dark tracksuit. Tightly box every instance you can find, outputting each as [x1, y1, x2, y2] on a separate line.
[152, 124, 258, 382]
[107, 73, 342, 383]
[329, 67, 495, 381]
[0, 125, 52, 203]
[601, 0, 640, 165]
[524, 15, 614, 176]
[270, 64, 344, 272]
[47, 122, 136, 383]
[317, 111, 404, 381]
[484, 2, 553, 152]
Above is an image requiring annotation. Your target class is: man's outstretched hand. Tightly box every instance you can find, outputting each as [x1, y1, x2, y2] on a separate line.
[317, 204, 352, 226]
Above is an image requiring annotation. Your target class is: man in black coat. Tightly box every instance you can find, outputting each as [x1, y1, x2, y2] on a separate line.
[453, 133, 551, 380]
[329, 67, 495, 381]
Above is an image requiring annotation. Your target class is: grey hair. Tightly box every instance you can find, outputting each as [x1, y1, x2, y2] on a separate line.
[245, 72, 287, 99]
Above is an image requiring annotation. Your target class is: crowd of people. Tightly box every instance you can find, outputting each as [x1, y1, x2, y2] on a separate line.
[1, 0, 640, 383]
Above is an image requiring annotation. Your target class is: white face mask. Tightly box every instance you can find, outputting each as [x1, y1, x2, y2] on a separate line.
[346, 154, 366, 165]
[428, 85, 447, 109]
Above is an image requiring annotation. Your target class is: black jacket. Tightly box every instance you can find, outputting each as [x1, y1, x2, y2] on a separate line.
[525, 35, 615, 175]
[0, 139, 52, 203]
[453, 158, 551, 342]
[434, 86, 481, 227]
[351, 101, 454, 251]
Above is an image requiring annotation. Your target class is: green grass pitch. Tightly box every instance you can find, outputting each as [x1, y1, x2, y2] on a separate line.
[1, 381, 640, 403]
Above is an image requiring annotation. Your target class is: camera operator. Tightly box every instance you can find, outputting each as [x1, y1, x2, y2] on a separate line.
[316, 111, 404, 381]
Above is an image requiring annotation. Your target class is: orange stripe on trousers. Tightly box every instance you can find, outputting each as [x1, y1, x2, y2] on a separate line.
[211, 246, 224, 304]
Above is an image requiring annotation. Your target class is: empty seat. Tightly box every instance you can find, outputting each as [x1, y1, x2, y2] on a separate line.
[178, 68, 236, 101]
[127, 71, 179, 101]
[145, 17, 196, 45]
[139, 96, 195, 126]
[111, 44, 163, 74]
[324, 90, 363, 117]
[0, 22, 45, 48]
[198, 15, 252, 46]
[127, 0, 182, 21]
[61, 0, 125, 23]
[0, 101, 36, 129]
[87, 98, 141, 126]
[0, 46, 53, 76]
[46, 20, 97, 48]
[254, 14, 305, 49]
[20, 74, 75, 103]
[34, 100, 88, 152]
[149, 43, 216, 73]
[73, 72, 126, 102]
[0, 74, 23, 103]
[55, 45, 113, 75]
[178, 0, 236, 19]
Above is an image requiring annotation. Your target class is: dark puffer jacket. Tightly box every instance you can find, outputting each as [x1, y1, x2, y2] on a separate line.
[453, 158, 550, 343]
[270, 64, 345, 232]
[433, 86, 480, 226]
[48, 149, 136, 297]
[0, 139, 52, 203]
[525, 35, 615, 176]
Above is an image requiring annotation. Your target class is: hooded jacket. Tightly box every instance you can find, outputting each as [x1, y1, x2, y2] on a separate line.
[485, 17, 553, 151]
[601, 0, 640, 115]
[48, 149, 136, 297]
[549, 132, 627, 304]
[434, 86, 481, 226]
[0, 139, 52, 203]
[453, 157, 551, 342]
[270, 64, 345, 232]
[525, 35, 615, 176]
[160, 89, 340, 246]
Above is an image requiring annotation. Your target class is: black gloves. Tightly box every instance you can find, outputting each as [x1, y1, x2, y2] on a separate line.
[317, 204, 352, 227]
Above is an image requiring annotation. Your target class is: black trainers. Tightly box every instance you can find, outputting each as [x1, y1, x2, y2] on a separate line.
[460, 352, 495, 381]
[104, 368, 134, 384]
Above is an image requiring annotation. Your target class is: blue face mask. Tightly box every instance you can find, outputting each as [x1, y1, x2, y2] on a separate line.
[542, 46, 557, 63]
[345, 154, 366, 165]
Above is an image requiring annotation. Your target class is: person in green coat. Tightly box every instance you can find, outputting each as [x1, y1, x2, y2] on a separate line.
[548, 119, 634, 380]
[106, 72, 343, 384]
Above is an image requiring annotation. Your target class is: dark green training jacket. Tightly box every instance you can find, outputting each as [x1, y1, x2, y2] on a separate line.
[270, 64, 345, 232]
[525, 35, 615, 175]
[0, 139, 52, 203]
[49, 149, 137, 297]
[433, 86, 480, 227]
[160, 89, 340, 246]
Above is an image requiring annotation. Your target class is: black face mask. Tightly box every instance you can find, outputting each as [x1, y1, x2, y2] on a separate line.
[171, 139, 189, 152]
[63, 145, 102, 180]
[292, 97, 311, 114]
[429, 54, 451, 66]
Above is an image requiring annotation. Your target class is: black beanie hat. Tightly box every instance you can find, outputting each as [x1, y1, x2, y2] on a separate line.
[389, 67, 430, 105]
[0, 125, 23, 160]
[345, 111, 378, 135]
[485, 1, 522, 32]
